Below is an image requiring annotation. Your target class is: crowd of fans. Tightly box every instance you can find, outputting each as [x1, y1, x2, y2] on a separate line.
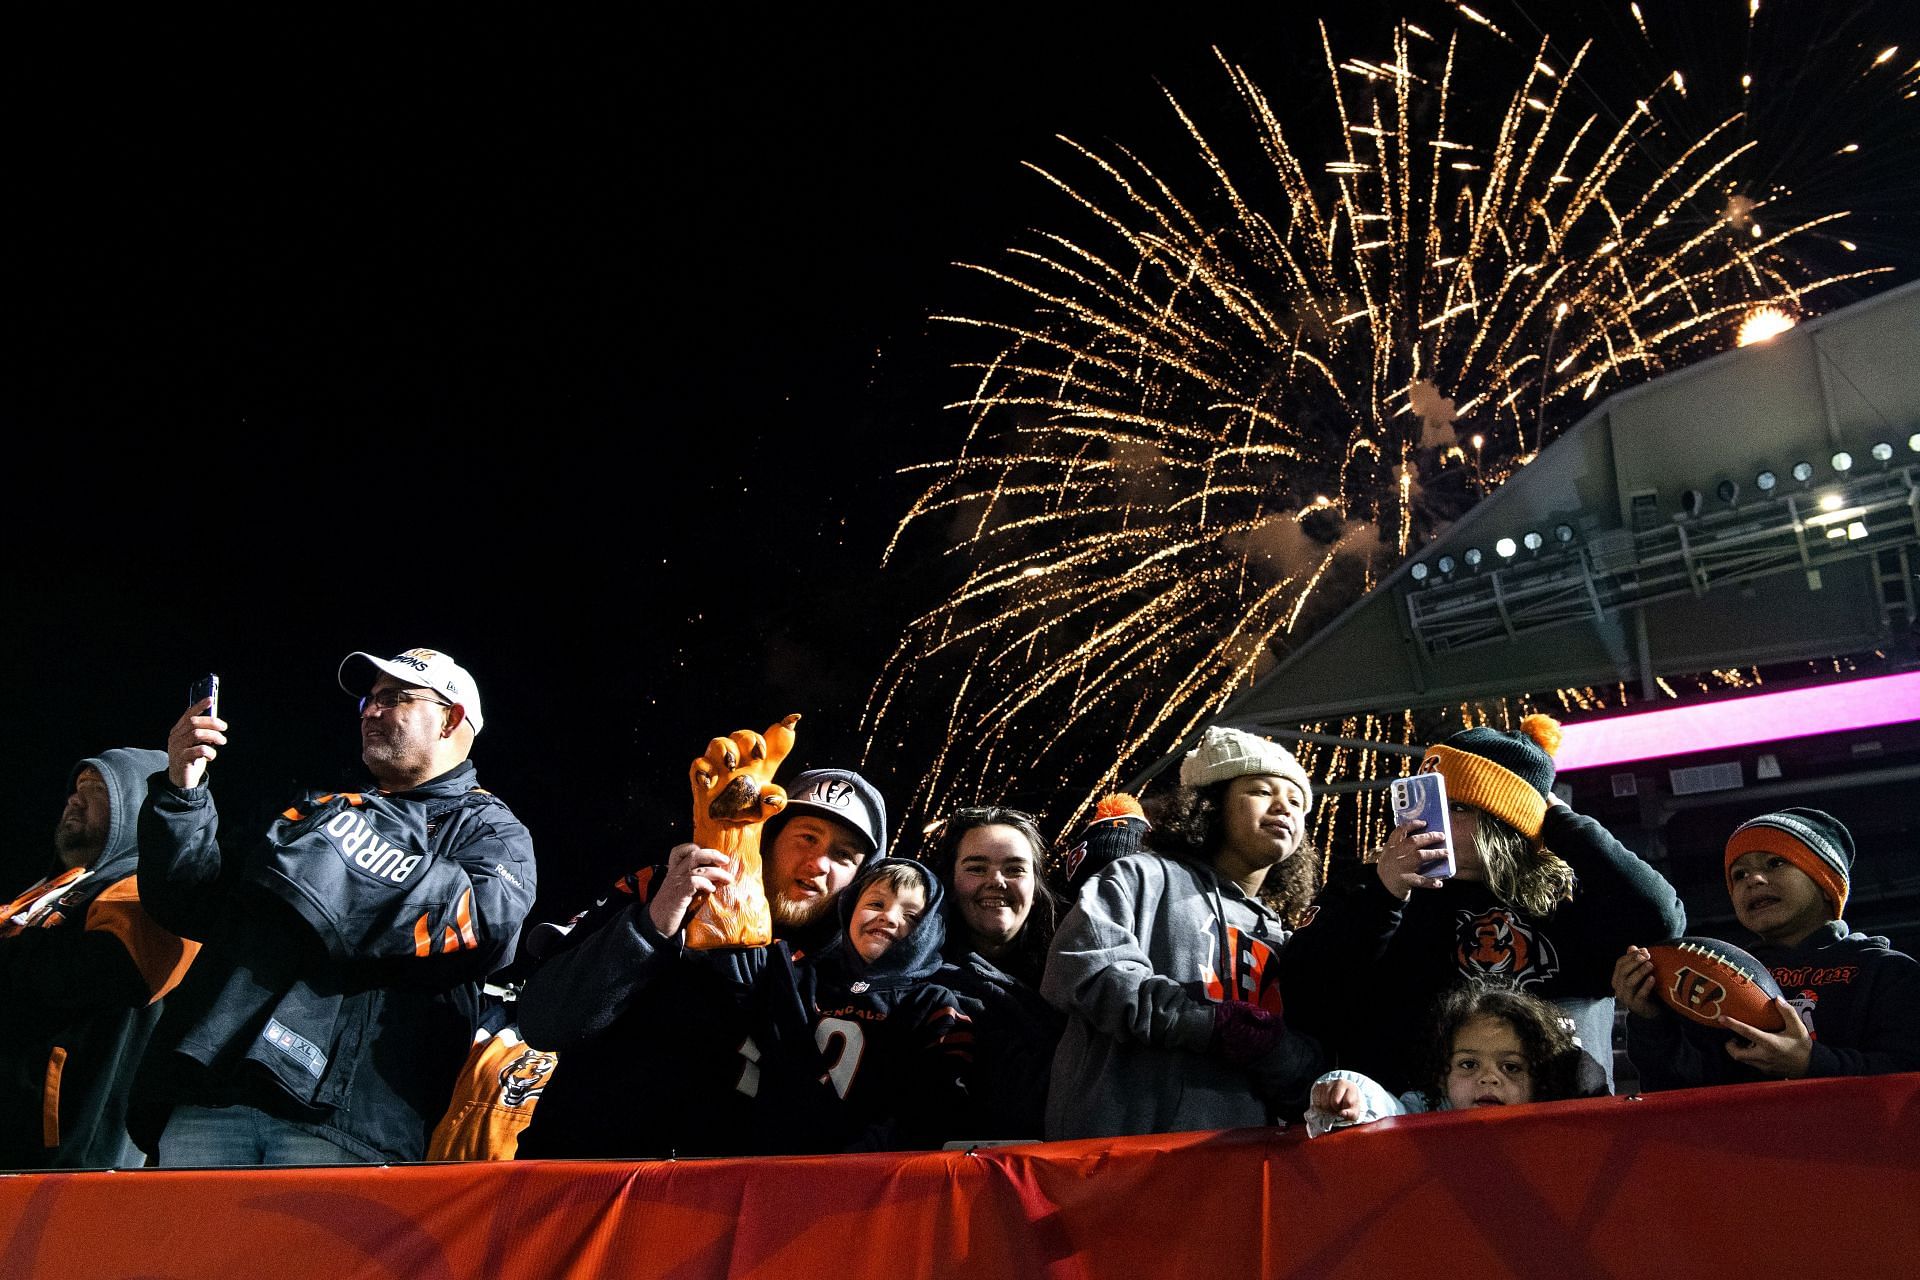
[5, 644, 1918, 1172]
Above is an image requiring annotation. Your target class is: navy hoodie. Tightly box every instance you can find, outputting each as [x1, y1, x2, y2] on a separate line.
[713, 858, 975, 1152]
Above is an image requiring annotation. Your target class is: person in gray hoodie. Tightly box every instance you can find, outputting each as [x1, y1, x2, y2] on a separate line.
[1, 748, 197, 1168]
[1041, 727, 1324, 1139]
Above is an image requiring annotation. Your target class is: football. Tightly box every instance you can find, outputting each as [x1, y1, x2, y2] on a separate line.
[1646, 937, 1786, 1032]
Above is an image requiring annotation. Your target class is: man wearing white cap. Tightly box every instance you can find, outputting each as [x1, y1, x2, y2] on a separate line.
[131, 647, 537, 1166]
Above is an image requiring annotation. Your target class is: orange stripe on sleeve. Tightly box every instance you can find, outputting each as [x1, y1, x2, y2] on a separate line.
[456, 888, 478, 949]
[414, 913, 433, 957]
[43, 1047, 67, 1149]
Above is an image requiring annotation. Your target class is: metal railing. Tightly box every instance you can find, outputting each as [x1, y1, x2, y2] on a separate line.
[1406, 464, 1920, 654]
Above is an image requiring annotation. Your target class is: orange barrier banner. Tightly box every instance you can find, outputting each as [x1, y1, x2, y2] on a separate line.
[4, 1075, 1918, 1278]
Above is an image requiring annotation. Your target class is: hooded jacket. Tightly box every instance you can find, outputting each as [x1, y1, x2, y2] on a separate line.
[1626, 920, 1920, 1089]
[1042, 850, 1323, 1140]
[516, 858, 973, 1157]
[132, 759, 536, 1162]
[936, 935, 1064, 1142]
[511, 859, 832, 1159]
[1, 748, 196, 1169]
[718, 858, 975, 1152]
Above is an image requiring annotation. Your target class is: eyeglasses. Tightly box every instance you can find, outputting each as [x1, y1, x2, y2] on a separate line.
[358, 688, 453, 715]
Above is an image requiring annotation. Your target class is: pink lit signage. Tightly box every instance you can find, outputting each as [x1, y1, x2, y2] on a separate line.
[1554, 671, 1920, 771]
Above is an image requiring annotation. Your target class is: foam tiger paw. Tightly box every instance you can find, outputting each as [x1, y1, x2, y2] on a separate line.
[684, 714, 800, 949]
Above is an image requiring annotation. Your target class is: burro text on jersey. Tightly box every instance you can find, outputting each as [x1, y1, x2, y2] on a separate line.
[325, 808, 422, 883]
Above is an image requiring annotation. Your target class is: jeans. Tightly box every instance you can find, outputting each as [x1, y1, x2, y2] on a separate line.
[155, 1104, 366, 1167]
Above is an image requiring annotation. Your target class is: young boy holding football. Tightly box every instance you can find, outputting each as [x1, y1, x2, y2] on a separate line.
[1613, 808, 1920, 1088]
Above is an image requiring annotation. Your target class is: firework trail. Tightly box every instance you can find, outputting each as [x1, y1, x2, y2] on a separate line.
[865, 6, 1905, 849]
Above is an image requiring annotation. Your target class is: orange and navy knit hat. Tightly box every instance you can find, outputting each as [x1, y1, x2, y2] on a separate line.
[1062, 794, 1150, 893]
[1419, 715, 1563, 843]
[1723, 807, 1854, 918]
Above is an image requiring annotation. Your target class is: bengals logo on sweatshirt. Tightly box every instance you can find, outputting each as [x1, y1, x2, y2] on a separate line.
[1453, 908, 1559, 987]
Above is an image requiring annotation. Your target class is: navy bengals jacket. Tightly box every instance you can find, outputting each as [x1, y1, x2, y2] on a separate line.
[131, 759, 536, 1162]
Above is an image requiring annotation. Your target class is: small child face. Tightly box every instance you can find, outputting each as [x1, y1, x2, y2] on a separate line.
[1444, 1015, 1534, 1110]
[847, 879, 928, 962]
[1728, 849, 1829, 945]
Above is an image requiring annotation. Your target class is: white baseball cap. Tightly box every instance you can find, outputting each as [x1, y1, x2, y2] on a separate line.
[338, 647, 485, 734]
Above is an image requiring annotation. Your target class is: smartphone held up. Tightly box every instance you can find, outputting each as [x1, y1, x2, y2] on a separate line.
[1390, 771, 1456, 879]
[189, 673, 221, 719]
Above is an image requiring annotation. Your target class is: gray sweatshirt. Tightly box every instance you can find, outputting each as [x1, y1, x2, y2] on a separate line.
[1041, 852, 1321, 1139]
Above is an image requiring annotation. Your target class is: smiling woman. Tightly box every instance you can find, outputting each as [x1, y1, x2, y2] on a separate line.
[923, 806, 1066, 1141]
[927, 807, 1060, 987]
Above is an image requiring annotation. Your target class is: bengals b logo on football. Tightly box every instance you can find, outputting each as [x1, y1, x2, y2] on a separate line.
[1668, 966, 1727, 1020]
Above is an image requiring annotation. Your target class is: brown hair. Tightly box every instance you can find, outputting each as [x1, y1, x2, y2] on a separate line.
[1419, 981, 1586, 1106]
[861, 860, 931, 900]
[1472, 808, 1576, 920]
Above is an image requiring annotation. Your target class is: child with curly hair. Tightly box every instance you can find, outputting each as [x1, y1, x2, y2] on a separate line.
[1305, 982, 1602, 1135]
[1042, 727, 1325, 1139]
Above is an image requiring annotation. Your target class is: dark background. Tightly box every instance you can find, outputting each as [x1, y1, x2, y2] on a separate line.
[8, 3, 1917, 924]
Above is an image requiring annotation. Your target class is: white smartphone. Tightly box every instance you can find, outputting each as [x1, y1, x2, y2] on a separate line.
[1390, 771, 1456, 879]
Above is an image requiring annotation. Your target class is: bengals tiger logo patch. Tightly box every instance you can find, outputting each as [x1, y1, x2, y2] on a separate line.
[1454, 907, 1559, 987]
[497, 1046, 558, 1108]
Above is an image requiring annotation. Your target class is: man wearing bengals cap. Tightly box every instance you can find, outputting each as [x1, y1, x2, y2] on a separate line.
[511, 764, 890, 1158]
[1617, 807, 1920, 1087]
[131, 647, 536, 1165]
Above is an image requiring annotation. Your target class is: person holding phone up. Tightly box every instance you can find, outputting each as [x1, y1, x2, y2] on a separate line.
[1280, 715, 1685, 1097]
[130, 648, 537, 1166]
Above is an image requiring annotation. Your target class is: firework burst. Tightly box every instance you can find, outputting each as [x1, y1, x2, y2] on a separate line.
[865, 8, 1899, 844]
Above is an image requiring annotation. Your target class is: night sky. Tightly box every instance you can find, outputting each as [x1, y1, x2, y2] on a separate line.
[10, 4, 1918, 922]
